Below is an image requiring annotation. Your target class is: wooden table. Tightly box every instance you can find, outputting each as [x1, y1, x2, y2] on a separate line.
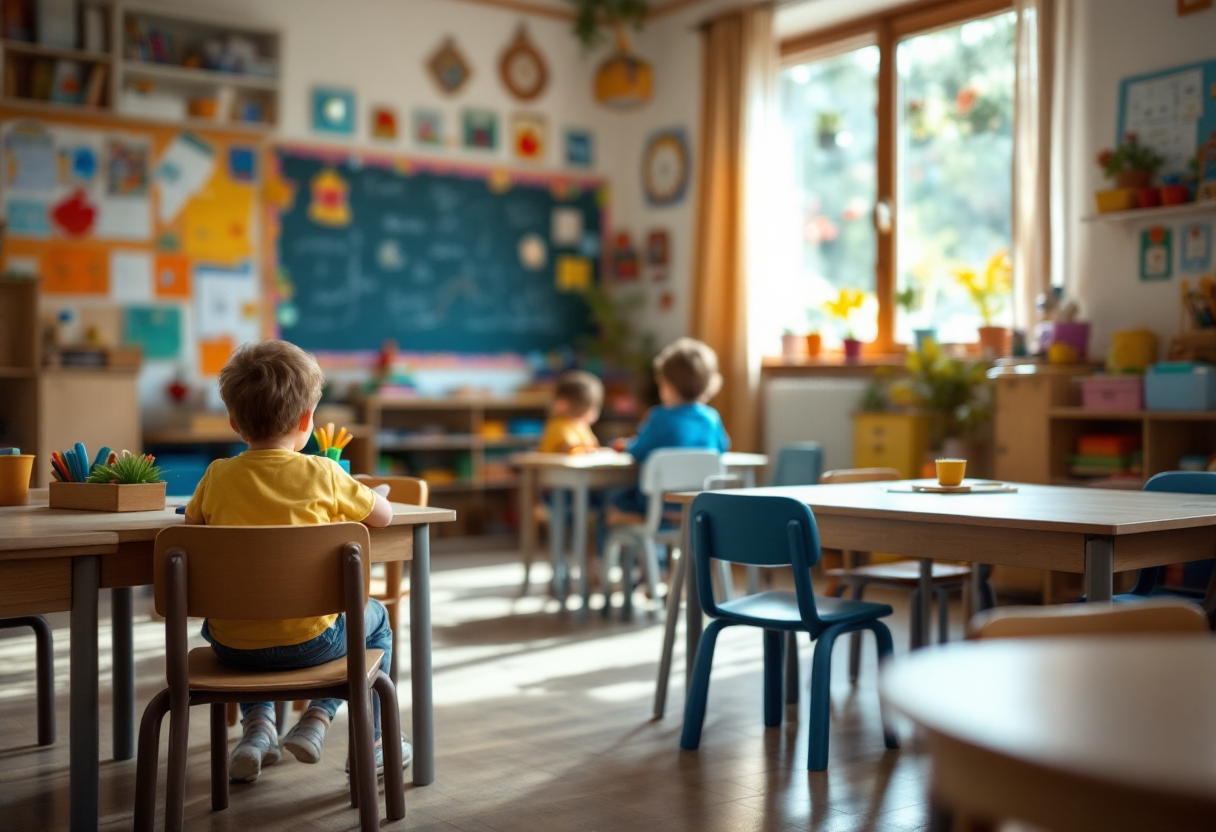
[668, 481, 1216, 688]
[880, 637, 1216, 831]
[0, 491, 454, 832]
[512, 452, 767, 608]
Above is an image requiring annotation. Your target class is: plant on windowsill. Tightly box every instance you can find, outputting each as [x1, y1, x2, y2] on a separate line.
[824, 287, 866, 361]
[889, 337, 991, 454]
[953, 249, 1012, 358]
[1097, 133, 1164, 190]
[816, 110, 842, 149]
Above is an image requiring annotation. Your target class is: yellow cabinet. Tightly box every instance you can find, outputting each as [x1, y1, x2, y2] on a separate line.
[853, 412, 932, 478]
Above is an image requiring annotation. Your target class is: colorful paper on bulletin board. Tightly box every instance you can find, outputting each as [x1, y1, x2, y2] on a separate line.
[124, 306, 181, 359]
[154, 254, 191, 298]
[156, 132, 215, 223]
[195, 265, 260, 343]
[1140, 226, 1172, 281]
[1181, 223, 1213, 273]
[3, 121, 56, 191]
[555, 255, 592, 292]
[44, 246, 108, 294]
[182, 176, 253, 262]
[199, 335, 235, 376]
[109, 249, 153, 303]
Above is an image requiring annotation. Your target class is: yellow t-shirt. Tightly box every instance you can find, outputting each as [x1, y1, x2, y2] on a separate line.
[537, 417, 599, 454]
[184, 449, 377, 650]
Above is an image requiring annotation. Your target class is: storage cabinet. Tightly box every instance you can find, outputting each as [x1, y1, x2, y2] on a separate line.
[853, 412, 932, 478]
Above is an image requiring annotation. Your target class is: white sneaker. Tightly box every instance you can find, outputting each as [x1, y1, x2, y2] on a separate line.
[282, 707, 331, 764]
[345, 734, 412, 777]
[229, 713, 280, 783]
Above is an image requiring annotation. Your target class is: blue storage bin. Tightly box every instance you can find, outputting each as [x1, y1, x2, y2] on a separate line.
[155, 454, 211, 498]
[1145, 362, 1216, 411]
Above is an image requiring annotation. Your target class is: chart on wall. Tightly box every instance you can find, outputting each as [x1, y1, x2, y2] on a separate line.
[271, 146, 607, 354]
[1117, 59, 1216, 179]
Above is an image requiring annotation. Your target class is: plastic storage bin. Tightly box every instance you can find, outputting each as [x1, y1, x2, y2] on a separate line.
[1145, 362, 1216, 411]
[1078, 375, 1143, 410]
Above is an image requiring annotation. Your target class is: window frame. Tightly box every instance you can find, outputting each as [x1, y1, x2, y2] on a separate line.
[779, 0, 1015, 354]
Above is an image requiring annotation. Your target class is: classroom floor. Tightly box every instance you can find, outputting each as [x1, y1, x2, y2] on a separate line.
[1, 550, 948, 832]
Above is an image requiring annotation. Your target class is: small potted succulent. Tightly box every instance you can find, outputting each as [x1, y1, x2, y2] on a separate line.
[825, 287, 866, 360]
[954, 249, 1013, 358]
[1096, 134, 1164, 211]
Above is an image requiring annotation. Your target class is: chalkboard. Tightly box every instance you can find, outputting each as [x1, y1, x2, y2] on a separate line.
[272, 147, 605, 354]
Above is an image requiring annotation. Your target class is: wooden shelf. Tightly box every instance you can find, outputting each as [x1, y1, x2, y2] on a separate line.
[0, 96, 272, 134]
[1050, 407, 1216, 421]
[1, 39, 112, 63]
[121, 60, 278, 90]
[1082, 200, 1216, 225]
[0, 367, 38, 378]
[0, 95, 110, 116]
[379, 434, 539, 452]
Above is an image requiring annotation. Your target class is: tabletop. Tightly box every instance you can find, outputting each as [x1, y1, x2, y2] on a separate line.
[511, 451, 767, 470]
[881, 637, 1216, 815]
[666, 481, 1216, 536]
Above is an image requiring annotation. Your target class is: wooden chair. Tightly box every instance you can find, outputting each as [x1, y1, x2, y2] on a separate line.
[134, 524, 405, 832]
[0, 616, 55, 745]
[972, 596, 1209, 639]
[821, 467, 989, 680]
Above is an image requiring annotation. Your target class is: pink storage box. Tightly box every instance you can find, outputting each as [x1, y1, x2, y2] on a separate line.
[1078, 375, 1144, 411]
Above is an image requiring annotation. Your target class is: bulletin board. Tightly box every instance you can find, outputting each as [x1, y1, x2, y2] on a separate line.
[1117, 59, 1216, 179]
[0, 110, 265, 375]
[268, 144, 607, 355]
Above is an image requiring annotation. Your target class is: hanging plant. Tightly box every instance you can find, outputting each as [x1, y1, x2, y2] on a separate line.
[568, 0, 649, 52]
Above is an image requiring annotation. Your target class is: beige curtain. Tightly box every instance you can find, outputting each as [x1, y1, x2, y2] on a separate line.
[1012, 0, 1058, 330]
[690, 3, 776, 452]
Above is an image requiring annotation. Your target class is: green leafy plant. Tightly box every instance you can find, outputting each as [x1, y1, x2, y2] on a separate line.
[86, 451, 164, 484]
[568, 0, 649, 52]
[577, 284, 657, 401]
[1096, 134, 1165, 179]
[889, 338, 991, 442]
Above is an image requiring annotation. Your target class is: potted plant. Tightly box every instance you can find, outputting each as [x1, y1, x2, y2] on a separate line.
[824, 287, 866, 360]
[781, 328, 807, 359]
[890, 338, 992, 458]
[816, 111, 842, 149]
[953, 249, 1012, 358]
[1096, 134, 1164, 211]
[578, 284, 657, 403]
[569, 0, 652, 109]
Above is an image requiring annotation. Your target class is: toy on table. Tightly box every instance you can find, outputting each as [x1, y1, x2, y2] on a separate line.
[314, 423, 353, 461]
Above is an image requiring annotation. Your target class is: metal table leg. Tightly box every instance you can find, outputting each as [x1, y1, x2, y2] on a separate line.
[682, 503, 701, 695]
[519, 467, 536, 595]
[572, 476, 590, 612]
[549, 489, 568, 602]
[410, 524, 434, 786]
[71, 556, 100, 832]
[112, 587, 135, 760]
[1084, 535, 1114, 602]
[917, 558, 933, 648]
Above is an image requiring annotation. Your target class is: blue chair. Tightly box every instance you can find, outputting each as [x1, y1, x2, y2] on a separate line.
[679, 493, 899, 771]
[772, 442, 824, 488]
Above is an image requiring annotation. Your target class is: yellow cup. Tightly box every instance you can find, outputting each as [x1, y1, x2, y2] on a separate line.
[936, 458, 967, 487]
[0, 455, 35, 506]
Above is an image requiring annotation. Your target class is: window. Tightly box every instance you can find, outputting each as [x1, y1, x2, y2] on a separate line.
[776, 0, 1016, 352]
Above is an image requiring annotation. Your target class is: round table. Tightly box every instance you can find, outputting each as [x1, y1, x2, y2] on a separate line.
[880, 637, 1216, 832]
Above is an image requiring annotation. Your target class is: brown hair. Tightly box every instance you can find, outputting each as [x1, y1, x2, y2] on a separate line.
[653, 338, 721, 403]
[219, 340, 325, 442]
[552, 370, 604, 419]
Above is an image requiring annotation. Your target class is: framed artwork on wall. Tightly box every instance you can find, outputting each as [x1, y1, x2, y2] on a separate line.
[312, 87, 355, 135]
[511, 113, 546, 161]
[463, 109, 499, 151]
[565, 129, 593, 167]
[499, 27, 548, 101]
[370, 106, 397, 140]
[413, 109, 444, 147]
[428, 38, 472, 95]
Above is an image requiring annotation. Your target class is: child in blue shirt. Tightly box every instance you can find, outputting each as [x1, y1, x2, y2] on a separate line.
[609, 337, 730, 516]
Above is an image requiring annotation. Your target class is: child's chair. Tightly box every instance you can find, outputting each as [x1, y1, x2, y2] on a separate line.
[134, 524, 405, 832]
[679, 492, 899, 771]
[972, 596, 1208, 639]
[772, 442, 823, 489]
[0, 615, 55, 745]
[601, 449, 724, 613]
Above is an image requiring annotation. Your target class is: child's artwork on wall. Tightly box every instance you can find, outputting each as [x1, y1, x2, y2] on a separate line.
[646, 229, 669, 266]
[109, 249, 153, 303]
[612, 232, 639, 280]
[428, 38, 471, 96]
[511, 113, 546, 161]
[156, 132, 214, 223]
[1181, 222, 1213, 273]
[371, 106, 398, 140]
[1117, 60, 1216, 180]
[551, 206, 583, 245]
[1140, 226, 1172, 281]
[565, 129, 593, 167]
[312, 87, 356, 135]
[124, 306, 181, 359]
[413, 110, 443, 147]
[463, 109, 498, 151]
[105, 137, 148, 196]
[518, 232, 547, 270]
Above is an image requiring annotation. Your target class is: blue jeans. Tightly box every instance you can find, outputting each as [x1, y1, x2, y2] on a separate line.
[202, 599, 393, 739]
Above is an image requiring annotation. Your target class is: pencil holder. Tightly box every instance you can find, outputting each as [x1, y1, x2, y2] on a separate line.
[0, 455, 35, 506]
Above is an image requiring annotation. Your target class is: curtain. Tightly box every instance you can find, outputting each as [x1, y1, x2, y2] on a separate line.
[1012, 0, 1059, 330]
[690, 3, 776, 452]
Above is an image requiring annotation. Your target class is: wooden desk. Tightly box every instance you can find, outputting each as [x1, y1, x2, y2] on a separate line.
[0, 491, 454, 832]
[880, 638, 1216, 831]
[512, 452, 768, 608]
[667, 482, 1216, 688]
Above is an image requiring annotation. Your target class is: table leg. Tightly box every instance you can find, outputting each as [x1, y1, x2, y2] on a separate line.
[573, 477, 590, 612]
[1084, 535, 1115, 603]
[917, 558, 933, 648]
[682, 502, 701, 696]
[519, 467, 536, 596]
[410, 524, 434, 786]
[740, 469, 761, 595]
[550, 489, 568, 603]
[112, 587, 135, 761]
[71, 556, 100, 832]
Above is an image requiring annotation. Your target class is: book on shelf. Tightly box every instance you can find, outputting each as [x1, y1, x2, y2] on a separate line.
[29, 58, 54, 100]
[49, 59, 82, 104]
[83, 62, 106, 106]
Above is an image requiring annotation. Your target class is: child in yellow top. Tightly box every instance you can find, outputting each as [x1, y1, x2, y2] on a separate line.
[185, 339, 399, 784]
[537, 370, 603, 453]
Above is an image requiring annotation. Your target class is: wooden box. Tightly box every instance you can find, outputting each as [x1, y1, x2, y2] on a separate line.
[49, 481, 167, 512]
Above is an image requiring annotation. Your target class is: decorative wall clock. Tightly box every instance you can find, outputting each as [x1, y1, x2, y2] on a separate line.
[428, 38, 471, 96]
[642, 129, 689, 206]
[499, 27, 548, 101]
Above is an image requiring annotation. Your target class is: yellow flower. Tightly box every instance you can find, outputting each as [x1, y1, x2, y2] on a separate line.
[952, 249, 1012, 326]
[824, 287, 865, 320]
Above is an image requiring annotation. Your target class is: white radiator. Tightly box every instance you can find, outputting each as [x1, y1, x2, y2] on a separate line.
[764, 377, 867, 477]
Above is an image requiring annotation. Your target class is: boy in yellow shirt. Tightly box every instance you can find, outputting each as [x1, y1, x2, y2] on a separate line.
[184, 340, 399, 784]
[537, 370, 603, 453]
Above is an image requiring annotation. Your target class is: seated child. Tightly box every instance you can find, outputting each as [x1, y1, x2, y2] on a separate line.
[184, 339, 401, 784]
[537, 370, 603, 454]
[609, 337, 730, 517]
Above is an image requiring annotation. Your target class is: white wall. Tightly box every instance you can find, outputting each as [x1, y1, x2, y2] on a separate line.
[1063, 0, 1215, 359]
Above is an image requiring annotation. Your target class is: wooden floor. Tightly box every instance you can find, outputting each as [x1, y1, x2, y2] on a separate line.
[0, 551, 948, 831]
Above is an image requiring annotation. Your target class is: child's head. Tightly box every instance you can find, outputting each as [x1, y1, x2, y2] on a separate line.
[653, 338, 722, 406]
[219, 340, 325, 448]
[551, 370, 604, 424]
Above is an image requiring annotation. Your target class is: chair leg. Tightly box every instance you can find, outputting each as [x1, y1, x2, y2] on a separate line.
[763, 630, 783, 728]
[784, 630, 800, 705]
[349, 685, 380, 831]
[620, 543, 635, 616]
[679, 619, 731, 750]
[134, 688, 171, 832]
[807, 625, 845, 771]
[909, 587, 923, 651]
[653, 542, 687, 719]
[275, 701, 288, 735]
[848, 583, 866, 683]
[642, 538, 660, 604]
[978, 564, 996, 611]
[29, 616, 56, 746]
[210, 703, 229, 811]
[165, 696, 191, 832]
[935, 587, 949, 643]
[347, 714, 359, 809]
[866, 621, 901, 751]
[601, 538, 621, 614]
[373, 672, 406, 821]
[226, 702, 239, 726]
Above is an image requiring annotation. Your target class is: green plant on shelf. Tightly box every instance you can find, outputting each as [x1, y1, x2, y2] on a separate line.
[86, 451, 164, 484]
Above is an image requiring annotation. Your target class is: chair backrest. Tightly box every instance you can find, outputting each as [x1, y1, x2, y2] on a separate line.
[773, 442, 824, 486]
[690, 492, 823, 624]
[354, 474, 429, 506]
[1143, 471, 1216, 495]
[704, 473, 743, 491]
[154, 524, 372, 620]
[972, 598, 1209, 639]
[639, 449, 724, 531]
[820, 467, 902, 485]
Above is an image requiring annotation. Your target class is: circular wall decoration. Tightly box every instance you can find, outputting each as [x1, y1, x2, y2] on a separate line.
[499, 28, 548, 101]
[642, 129, 690, 206]
[428, 38, 471, 96]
